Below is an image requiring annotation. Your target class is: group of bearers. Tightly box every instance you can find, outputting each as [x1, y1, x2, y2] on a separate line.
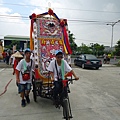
[12, 48, 79, 107]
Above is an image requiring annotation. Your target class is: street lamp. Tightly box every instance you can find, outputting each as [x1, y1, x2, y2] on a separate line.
[106, 20, 120, 49]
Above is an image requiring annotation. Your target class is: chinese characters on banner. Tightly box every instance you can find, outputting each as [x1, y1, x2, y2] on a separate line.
[40, 38, 64, 58]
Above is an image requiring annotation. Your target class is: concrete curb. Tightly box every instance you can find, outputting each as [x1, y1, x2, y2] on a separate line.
[101, 63, 117, 67]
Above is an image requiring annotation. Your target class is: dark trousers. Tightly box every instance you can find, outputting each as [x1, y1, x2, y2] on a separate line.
[6, 56, 10, 65]
[53, 81, 62, 100]
[3, 58, 6, 62]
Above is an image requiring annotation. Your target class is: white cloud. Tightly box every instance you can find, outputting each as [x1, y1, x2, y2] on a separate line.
[103, 3, 116, 12]
[30, 8, 44, 14]
[0, 7, 12, 14]
[0, 0, 120, 47]
[24, 0, 120, 46]
[0, 0, 3, 4]
[0, 3, 29, 38]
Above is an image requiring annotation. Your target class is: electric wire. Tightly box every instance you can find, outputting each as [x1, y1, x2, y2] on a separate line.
[0, 3, 119, 45]
[1, 2, 120, 14]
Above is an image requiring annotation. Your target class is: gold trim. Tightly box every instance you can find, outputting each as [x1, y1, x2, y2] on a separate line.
[38, 38, 62, 40]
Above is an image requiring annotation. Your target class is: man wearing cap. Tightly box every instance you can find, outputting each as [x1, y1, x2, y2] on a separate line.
[47, 50, 79, 103]
[16, 48, 35, 107]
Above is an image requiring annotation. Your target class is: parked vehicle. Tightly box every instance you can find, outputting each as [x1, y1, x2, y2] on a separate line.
[74, 54, 102, 69]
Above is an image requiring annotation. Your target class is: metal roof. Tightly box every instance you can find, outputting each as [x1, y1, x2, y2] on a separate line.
[4, 35, 30, 41]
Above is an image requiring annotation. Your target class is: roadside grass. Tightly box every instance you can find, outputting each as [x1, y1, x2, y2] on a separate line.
[113, 60, 120, 67]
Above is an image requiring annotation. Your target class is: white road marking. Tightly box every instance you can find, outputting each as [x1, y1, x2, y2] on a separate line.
[0, 68, 5, 72]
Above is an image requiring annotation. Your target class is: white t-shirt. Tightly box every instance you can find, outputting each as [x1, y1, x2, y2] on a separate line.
[67, 55, 71, 64]
[30, 53, 35, 61]
[16, 59, 35, 84]
[10, 55, 15, 65]
[47, 59, 72, 81]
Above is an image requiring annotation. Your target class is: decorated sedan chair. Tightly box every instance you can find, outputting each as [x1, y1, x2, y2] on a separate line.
[29, 8, 72, 100]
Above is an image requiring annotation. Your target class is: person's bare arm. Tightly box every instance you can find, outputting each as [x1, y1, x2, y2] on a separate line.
[71, 70, 79, 80]
[15, 70, 20, 83]
[49, 71, 54, 81]
[65, 70, 79, 80]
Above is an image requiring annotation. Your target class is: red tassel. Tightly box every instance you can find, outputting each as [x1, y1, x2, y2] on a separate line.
[63, 27, 72, 54]
[31, 13, 36, 32]
[35, 69, 40, 80]
[66, 71, 73, 77]
[62, 80, 68, 87]
[32, 13, 37, 19]
[48, 8, 54, 16]
[60, 20, 65, 27]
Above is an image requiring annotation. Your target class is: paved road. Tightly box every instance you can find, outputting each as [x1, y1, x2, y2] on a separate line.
[0, 67, 120, 120]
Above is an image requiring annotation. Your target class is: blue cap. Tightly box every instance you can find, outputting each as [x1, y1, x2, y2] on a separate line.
[55, 50, 63, 55]
[24, 48, 31, 53]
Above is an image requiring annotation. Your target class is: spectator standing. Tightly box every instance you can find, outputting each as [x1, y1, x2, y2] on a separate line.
[2, 50, 7, 62]
[6, 50, 10, 65]
[114, 55, 116, 61]
[103, 53, 107, 64]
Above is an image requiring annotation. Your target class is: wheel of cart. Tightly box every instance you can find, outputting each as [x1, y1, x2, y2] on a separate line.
[32, 78, 42, 102]
[32, 68, 53, 102]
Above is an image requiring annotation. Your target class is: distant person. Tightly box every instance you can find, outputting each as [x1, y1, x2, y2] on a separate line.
[2, 50, 7, 62]
[67, 54, 71, 67]
[19, 49, 24, 57]
[10, 50, 17, 66]
[114, 55, 116, 61]
[103, 53, 107, 64]
[6, 50, 10, 65]
[30, 51, 35, 61]
[107, 54, 111, 64]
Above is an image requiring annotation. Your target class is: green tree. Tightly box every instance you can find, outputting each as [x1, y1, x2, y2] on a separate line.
[78, 43, 92, 54]
[68, 31, 77, 54]
[90, 43, 104, 56]
[115, 39, 120, 56]
[6, 40, 20, 50]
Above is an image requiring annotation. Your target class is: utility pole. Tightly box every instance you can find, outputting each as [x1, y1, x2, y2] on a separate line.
[106, 20, 120, 50]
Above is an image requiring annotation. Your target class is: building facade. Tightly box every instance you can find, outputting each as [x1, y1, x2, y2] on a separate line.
[4, 35, 30, 50]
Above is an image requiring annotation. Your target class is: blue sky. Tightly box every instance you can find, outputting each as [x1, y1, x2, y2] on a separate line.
[0, 0, 120, 47]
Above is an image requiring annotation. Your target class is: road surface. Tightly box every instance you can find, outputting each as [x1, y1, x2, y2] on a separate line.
[0, 66, 120, 120]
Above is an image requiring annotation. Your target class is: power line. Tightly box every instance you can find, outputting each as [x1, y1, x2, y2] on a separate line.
[0, 20, 28, 24]
[0, 14, 28, 19]
[1, 2, 120, 14]
[0, 14, 119, 25]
